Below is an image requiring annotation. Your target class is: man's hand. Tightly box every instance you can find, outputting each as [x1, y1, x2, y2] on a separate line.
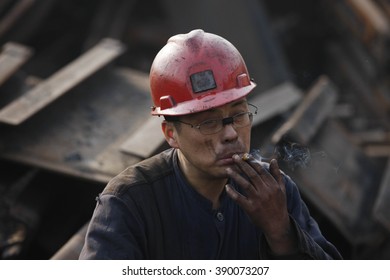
[225, 154, 298, 256]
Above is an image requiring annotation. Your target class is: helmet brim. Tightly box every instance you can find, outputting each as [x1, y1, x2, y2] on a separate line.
[151, 81, 256, 116]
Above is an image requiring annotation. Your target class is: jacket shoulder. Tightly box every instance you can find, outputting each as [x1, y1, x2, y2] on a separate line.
[102, 149, 175, 196]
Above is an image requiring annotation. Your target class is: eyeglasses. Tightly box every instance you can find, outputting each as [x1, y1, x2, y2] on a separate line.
[174, 104, 258, 135]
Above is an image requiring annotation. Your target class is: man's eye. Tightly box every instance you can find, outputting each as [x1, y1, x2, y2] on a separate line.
[201, 119, 218, 128]
[234, 112, 247, 122]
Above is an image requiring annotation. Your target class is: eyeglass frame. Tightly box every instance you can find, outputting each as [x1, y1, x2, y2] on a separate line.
[168, 103, 258, 135]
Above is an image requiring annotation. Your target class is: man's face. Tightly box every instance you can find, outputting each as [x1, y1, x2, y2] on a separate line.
[164, 98, 253, 180]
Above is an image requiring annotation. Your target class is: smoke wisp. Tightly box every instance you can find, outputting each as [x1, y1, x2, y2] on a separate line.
[250, 140, 328, 171]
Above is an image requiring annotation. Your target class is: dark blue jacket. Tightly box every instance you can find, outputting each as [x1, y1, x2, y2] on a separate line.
[79, 148, 342, 259]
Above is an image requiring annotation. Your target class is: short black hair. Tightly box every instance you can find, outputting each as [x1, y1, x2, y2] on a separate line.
[164, 115, 179, 122]
[163, 115, 182, 132]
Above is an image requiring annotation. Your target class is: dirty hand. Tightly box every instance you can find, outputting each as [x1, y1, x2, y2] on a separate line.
[225, 154, 298, 255]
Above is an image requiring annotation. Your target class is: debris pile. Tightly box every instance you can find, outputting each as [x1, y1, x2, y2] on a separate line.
[0, 0, 389, 259]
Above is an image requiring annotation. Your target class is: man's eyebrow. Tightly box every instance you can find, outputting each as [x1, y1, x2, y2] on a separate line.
[231, 99, 248, 107]
[198, 99, 248, 115]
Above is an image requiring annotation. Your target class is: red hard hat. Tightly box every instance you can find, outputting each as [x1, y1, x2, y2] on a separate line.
[149, 29, 256, 116]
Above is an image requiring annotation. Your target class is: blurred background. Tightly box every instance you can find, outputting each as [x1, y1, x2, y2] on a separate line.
[0, 0, 389, 259]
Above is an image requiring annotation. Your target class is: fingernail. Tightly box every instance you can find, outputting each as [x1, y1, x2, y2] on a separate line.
[233, 154, 240, 160]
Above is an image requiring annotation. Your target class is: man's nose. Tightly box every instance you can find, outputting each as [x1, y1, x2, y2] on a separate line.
[221, 122, 239, 142]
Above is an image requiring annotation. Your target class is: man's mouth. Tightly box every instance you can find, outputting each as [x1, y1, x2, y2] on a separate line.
[216, 151, 245, 165]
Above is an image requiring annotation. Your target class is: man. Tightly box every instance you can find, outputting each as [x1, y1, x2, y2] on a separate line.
[79, 29, 342, 259]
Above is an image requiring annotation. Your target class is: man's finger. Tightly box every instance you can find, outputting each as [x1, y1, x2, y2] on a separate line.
[226, 167, 258, 195]
[241, 156, 277, 190]
[269, 159, 285, 187]
[232, 154, 265, 189]
[225, 184, 249, 206]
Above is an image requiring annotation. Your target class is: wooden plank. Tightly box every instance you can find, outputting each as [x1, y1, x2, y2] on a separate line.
[250, 81, 303, 126]
[351, 130, 390, 145]
[0, 0, 36, 38]
[363, 145, 390, 157]
[0, 38, 125, 125]
[119, 116, 164, 159]
[0, 42, 33, 86]
[271, 75, 338, 145]
[332, 0, 390, 63]
[349, 0, 390, 35]
[373, 158, 390, 231]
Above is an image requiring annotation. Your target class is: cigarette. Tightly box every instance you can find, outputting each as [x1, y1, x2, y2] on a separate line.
[241, 153, 250, 161]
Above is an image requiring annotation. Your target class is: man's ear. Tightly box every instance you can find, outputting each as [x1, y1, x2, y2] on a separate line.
[162, 121, 179, 148]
